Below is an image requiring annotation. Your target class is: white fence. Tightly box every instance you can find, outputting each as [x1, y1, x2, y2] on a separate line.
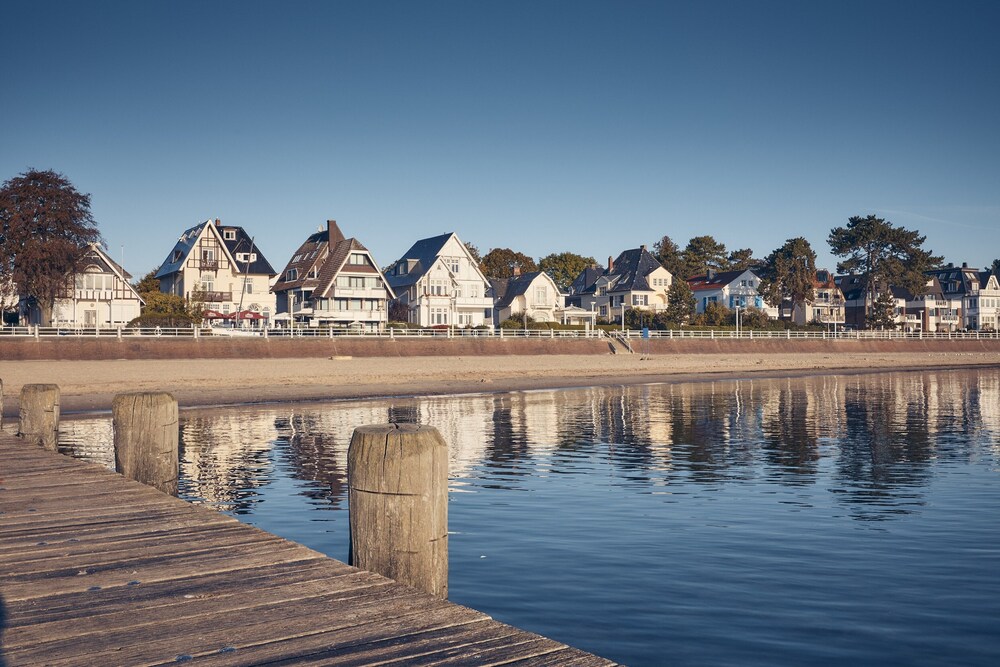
[1, 325, 998, 341]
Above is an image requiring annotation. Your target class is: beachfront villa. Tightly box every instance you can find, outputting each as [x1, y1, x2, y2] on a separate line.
[925, 263, 999, 331]
[270, 220, 395, 332]
[20, 242, 144, 328]
[687, 268, 775, 317]
[384, 232, 494, 327]
[789, 270, 846, 327]
[566, 245, 672, 322]
[491, 270, 576, 325]
[155, 218, 277, 327]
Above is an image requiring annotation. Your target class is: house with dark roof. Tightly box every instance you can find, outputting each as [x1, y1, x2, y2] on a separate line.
[566, 245, 672, 322]
[687, 268, 774, 318]
[22, 242, 144, 328]
[925, 263, 998, 330]
[964, 270, 1000, 331]
[155, 218, 277, 325]
[490, 270, 564, 325]
[384, 232, 493, 327]
[270, 220, 395, 332]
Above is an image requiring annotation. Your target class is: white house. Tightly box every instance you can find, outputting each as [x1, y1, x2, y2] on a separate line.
[24, 243, 144, 328]
[491, 271, 566, 325]
[687, 269, 775, 318]
[155, 218, 277, 326]
[566, 245, 672, 322]
[270, 220, 395, 332]
[964, 270, 1000, 331]
[385, 232, 493, 327]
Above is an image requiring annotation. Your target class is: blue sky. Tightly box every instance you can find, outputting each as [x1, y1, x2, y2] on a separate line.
[3, 0, 998, 279]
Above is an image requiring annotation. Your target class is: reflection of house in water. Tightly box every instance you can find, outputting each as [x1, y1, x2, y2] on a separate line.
[181, 412, 279, 513]
[56, 418, 115, 468]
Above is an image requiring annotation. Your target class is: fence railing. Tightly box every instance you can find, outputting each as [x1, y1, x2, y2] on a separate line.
[1, 325, 998, 340]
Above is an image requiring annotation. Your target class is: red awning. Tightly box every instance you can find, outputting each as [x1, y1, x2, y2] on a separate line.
[202, 310, 227, 319]
[231, 310, 265, 320]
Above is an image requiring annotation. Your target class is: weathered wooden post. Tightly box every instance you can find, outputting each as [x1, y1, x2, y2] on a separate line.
[112, 392, 179, 496]
[18, 384, 60, 450]
[348, 423, 448, 599]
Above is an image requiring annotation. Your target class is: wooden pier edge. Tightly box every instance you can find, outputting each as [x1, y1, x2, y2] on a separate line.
[0, 433, 616, 666]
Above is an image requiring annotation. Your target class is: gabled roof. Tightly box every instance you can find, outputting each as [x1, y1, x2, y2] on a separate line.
[606, 247, 666, 293]
[835, 274, 866, 301]
[80, 243, 145, 305]
[155, 220, 208, 279]
[272, 221, 393, 299]
[492, 272, 555, 310]
[687, 269, 756, 292]
[569, 267, 603, 296]
[154, 219, 275, 279]
[219, 225, 276, 276]
[385, 232, 479, 290]
[924, 264, 983, 296]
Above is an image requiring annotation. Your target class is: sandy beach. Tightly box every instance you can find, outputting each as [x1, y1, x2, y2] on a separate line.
[3, 349, 1000, 417]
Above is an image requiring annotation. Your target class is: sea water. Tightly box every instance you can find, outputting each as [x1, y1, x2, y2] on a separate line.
[58, 368, 1000, 666]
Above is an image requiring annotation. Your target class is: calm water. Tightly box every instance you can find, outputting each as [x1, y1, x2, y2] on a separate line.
[57, 369, 1000, 666]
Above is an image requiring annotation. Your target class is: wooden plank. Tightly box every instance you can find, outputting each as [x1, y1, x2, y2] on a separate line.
[0, 434, 616, 666]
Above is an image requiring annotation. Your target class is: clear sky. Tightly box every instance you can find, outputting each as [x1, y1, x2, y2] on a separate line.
[3, 0, 998, 279]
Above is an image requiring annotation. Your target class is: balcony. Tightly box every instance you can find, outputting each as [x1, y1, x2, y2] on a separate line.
[195, 291, 232, 303]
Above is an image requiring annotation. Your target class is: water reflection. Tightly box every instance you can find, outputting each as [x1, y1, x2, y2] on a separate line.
[58, 369, 1000, 522]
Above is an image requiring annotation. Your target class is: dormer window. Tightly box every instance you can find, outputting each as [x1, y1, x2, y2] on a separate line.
[172, 250, 182, 262]
[223, 230, 236, 241]
[307, 268, 318, 279]
[286, 268, 298, 281]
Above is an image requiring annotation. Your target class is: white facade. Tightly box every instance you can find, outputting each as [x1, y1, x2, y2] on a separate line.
[494, 272, 564, 324]
[965, 273, 1000, 331]
[156, 219, 277, 326]
[689, 269, 777, 318]
[387, 233, 493, 327]
[45, 244, 144, 328]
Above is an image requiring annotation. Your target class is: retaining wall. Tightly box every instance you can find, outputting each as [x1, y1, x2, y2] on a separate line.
[2, 336, 1000, 361]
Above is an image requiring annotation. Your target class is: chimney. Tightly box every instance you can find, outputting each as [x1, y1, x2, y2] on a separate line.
[608, 255, 614, 272]
[962, 262, 968, 268]
[214, 218, 221, 226]
[707, 268, 716, 281]
[640, 244, 647, 252]
[513, 265, 521, 277]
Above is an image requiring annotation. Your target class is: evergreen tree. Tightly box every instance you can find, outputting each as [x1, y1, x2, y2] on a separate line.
[662, 278, 696, 326]
[758, 237, 817, 320]
[653, 235, 686, 278]
[829, 215, 942, 328]
[682, 235, 728, 278]
[867, 291, 898, 330]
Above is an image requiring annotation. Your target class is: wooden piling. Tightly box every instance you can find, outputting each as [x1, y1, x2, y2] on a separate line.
[0, 377, 4, 428]
[17, 384, 60, 450]
[348, 423, 448, 599]
[112, 392, 179, 496]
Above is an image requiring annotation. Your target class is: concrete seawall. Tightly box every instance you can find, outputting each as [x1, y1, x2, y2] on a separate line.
[2, 336, 1000, 361]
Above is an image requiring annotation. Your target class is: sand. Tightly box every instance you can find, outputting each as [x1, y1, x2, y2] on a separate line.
[2, 350, 1000, 417]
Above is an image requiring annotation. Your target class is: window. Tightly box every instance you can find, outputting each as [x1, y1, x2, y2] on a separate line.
[349, 276, 365, 288]
[349, 253, 367, 265]
[172, 250, 182, 262]
[223, 230, 236, 240]
[243, 278, 253, 294]
[286, 268, 298, 281]
[535, 286, 547, 303]
[632, 294, 648, 306]
[307, 268, 317, 279]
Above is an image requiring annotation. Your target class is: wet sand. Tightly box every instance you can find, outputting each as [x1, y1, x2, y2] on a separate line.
[2, 350, 999, 416]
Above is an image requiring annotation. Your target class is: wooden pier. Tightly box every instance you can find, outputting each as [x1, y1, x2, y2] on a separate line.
[0, 434, 614, 666]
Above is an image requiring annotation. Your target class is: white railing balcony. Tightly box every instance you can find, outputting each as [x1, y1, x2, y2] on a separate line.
[329, 287, 388, 299]
[454, 296, 492, 307]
